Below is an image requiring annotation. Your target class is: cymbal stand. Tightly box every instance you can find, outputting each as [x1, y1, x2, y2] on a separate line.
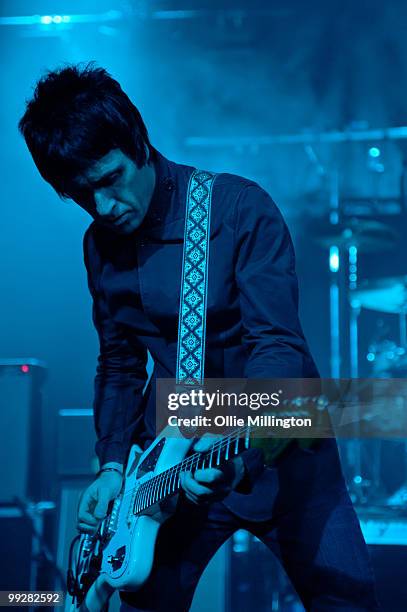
[348, 244, 367, 503]
[328, 169, 341, 379]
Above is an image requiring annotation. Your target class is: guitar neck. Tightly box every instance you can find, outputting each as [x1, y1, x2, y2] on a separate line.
[133, 426, 250, 515]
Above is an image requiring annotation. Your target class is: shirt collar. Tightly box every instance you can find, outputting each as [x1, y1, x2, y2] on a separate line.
[138, 149, 178, 231]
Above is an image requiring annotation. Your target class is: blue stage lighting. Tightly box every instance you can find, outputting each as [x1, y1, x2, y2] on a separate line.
[349, 246, 357, 267]
[369, 146, 381, 158]
[329, 246, 339, 273]
[40, 14, 71, 25]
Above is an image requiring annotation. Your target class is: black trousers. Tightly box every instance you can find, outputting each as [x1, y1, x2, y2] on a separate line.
[120, 441, 380, 611]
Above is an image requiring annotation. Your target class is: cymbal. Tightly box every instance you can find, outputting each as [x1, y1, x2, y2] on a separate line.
[352, 276, 407, 314]
[314, 219, 397, 252]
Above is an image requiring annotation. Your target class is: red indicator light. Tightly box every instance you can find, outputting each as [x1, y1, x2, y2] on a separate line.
[21, 365, 30, 373]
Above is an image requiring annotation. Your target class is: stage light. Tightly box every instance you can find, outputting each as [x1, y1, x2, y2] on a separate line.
[329, 246, 339, 272]
[369, 147, 381, 158]
[40, 14, 71, 25]
[21, 365, 30, 373]
[349, 245, 357, 259]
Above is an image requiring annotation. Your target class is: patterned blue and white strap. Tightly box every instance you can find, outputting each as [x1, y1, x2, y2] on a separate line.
[176, 169, 217, 385]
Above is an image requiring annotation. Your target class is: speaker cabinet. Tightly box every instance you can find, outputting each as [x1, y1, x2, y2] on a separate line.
[0, 359, 46, 502]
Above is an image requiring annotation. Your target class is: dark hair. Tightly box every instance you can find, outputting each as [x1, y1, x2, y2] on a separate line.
[18, 62, 154, 197]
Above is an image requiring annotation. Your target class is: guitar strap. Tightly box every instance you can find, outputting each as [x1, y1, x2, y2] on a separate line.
[176, 169, 217, 385]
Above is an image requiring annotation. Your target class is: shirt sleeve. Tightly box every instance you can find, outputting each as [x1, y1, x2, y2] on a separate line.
[234, 183, 319, 379]
[83, 228, 148, 466]
[233, 184, 319, 483]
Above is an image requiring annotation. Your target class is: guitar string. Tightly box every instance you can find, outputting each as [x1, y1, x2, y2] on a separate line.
[127, 426, 250, 512]
[129, 404, 320, 512]
[122, 397, 330, 514]
[131, 401, 328, 511]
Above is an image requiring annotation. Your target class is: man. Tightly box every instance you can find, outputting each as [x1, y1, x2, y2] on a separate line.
[19, 64, 379, 611]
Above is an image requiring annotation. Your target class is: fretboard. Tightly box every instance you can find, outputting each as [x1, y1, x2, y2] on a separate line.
[133, 426, 250, 515]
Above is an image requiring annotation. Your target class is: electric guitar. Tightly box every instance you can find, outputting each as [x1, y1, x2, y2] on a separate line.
[66, 392, 333, 611]
[66, 423, 251, 611]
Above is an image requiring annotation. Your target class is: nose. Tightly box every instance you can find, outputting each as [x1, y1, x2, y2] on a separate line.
[94, 190, 116, 218]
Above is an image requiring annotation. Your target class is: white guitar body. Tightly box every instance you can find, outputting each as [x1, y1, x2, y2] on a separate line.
[82, 427, 193, 611]
[66, 396, 314, 611]
[66, 423, 250, 612]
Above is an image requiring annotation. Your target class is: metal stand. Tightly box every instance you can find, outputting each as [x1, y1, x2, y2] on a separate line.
[12, 498, 65, 610]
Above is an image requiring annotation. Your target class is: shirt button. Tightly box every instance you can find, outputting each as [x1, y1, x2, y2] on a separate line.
[163, 178, 175, 192]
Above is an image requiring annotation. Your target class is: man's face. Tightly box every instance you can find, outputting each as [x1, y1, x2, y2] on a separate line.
[69, 149, 156, 234]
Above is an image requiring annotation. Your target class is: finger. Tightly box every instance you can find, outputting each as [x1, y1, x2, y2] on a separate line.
[184, 488, 220, 505]
[78, 488, 97, 512]
[94, 488, 110, 520]
[194, 468, 225, 485]
[193, 434, 221, 453]
[183, 490, 199, 505]
[76, 522, 98, 534]
[180, 471, 214, 498]
[77, 494, 99, 525]
[77, 509, 99, 525]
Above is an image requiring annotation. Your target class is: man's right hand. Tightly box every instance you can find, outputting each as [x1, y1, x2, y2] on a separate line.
[77, 470, 123, 533]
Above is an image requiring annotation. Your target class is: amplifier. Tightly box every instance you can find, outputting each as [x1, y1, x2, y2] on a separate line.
[57, 408, 98, 476]
[0, 506, 33, 590]
[0, 359, 46, 502]
[56, 408, 97, 582]
[0, 502, 56, 592]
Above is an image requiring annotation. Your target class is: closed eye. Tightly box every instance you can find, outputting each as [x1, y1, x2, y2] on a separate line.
[94, 168, 123, 189]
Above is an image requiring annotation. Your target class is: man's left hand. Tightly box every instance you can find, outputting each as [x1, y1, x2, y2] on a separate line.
[180, 436, 246, 504]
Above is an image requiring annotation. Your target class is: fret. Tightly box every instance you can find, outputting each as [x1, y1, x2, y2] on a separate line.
[174, 468, 179, 492]
[184, 457, 193, 473]
[159, 473, 166, 500]
[142, 481, 148, 510]
[141, 482, 147, 511]
[234, 435, 239, 455]
[245, 427, 250, 449]
[144, 482, 150, 509]
[147, 478, 155, 507]
[169, 468, 176, 493]
[148, 478, 155, 507]
[154, 475, 161, 503]
[169, 470, 174, 494]
[142, 484, 147, 511]
[148, 480, 154, 506]
[132, 427, 252, 517]
[137, 486, 145, 513]
[209, 445, 213, 468]
[152, 476, 158, 504]
[164, 469, 170, 495]
[136, 487, 143, 513]
[216, 444, 221, 465]
[154, 476, 160, 504]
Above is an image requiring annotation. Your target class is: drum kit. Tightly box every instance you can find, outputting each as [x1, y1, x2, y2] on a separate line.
[313, 209, 407, 509]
